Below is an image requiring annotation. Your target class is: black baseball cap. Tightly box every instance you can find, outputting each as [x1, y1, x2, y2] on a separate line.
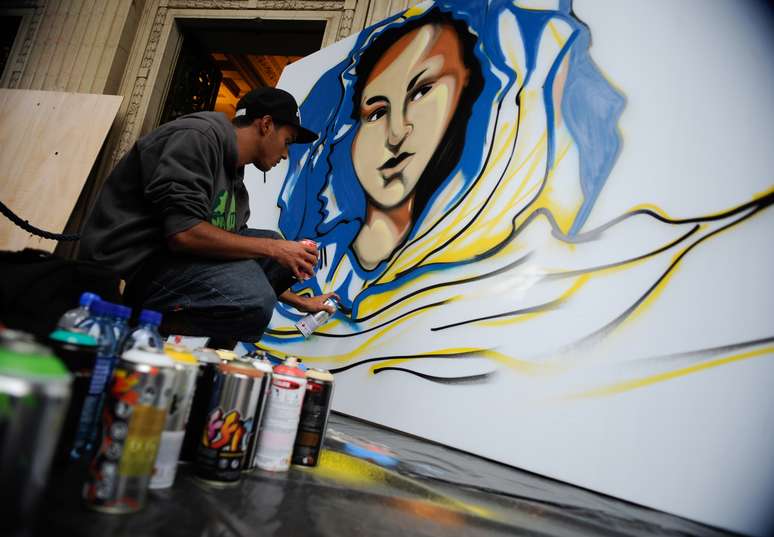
[235, 87, 318, 144]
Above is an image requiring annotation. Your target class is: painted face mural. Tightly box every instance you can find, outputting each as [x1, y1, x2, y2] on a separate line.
[258, 1, 773, 396]
[349, 16, 478, 269]
[353, 24, 467, 208]
[351, 22, 470, 269]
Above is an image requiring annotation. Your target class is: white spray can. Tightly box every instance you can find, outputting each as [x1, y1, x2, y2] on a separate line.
[252, 357, 307, 471]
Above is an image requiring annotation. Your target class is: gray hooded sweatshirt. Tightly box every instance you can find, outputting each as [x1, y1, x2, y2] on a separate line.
[79, 112, 250, 279]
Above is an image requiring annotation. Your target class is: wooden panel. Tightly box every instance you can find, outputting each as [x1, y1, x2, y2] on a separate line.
[0, 89, 121, 252]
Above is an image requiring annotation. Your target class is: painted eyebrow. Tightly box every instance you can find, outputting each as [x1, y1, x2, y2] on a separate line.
[407, 69, 428, 92]
[365, 95, 388, 106]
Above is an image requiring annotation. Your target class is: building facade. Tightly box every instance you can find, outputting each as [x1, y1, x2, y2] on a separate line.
[0, 0, 414, 242]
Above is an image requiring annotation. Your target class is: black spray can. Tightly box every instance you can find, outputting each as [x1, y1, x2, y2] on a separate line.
[48, 329, 98, 467]
[180, 348, 220, 462]
[291, 368, 334, 467]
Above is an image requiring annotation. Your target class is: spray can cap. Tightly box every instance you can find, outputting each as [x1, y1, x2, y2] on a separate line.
[274, 355, 305, 377]
[49, 329, 97, 347]
[139, 309, 162, 326]
[123, 347, 174, 367]
[164, 343, 198, 365]
[78, 292, 101, 308]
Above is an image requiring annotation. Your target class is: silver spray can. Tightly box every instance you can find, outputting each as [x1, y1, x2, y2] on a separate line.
[82, 348, 176, 513]
[0, 337, 72, 534]
[295, 297, 340, 338]
[242, 356, 273, 471]
[149, 344, 199, 489]
[195, 360, 266, 485]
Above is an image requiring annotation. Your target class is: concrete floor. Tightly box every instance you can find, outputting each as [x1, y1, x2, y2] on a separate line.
[37, 413, 735, 537]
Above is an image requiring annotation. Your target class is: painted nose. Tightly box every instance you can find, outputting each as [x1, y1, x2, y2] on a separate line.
[386, 109, 412, 153]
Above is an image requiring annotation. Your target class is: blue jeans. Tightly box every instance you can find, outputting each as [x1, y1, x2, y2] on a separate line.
[125, 229, 294, 342]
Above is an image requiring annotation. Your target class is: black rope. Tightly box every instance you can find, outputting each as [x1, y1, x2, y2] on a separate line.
[0, 199, 80, 241]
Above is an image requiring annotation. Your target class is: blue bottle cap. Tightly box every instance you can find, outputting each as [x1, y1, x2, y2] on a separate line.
[90, 300, 110, 317]
[102, 302, 119, 318]
[116, 305, 132, 320]
[139, 309, 163, 326]
[79, 292, 101, 308]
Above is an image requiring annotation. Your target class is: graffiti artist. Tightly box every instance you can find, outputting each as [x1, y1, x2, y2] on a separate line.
[79, 87, 337, 341]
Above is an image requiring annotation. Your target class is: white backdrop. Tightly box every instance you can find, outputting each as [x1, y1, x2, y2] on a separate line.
[246, 1, 774, 534]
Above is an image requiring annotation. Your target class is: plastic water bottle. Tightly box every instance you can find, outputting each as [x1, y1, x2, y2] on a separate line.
[109, 304, 132, 349]
[121, 309, 164, 353]
[57, 291, 100, 331]
[70, 299, 118, 459]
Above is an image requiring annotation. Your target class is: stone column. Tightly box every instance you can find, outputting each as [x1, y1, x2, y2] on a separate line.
[1, 0, 144, 94]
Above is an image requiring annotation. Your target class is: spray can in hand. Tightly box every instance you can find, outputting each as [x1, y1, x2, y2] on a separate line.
[295, 297, 340, 338]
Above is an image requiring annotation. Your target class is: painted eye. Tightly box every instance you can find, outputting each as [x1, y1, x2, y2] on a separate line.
[366, 107, 387, 122]
[410, 84, 433, 102]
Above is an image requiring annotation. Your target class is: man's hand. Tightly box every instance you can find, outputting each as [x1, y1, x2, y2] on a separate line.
[271, 240, 318, 280]
[280, 291, 339, 314]
[168, 223, 316, 281]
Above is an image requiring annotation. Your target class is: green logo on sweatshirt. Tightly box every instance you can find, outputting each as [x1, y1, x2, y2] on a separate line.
[211, 190, 236, 231]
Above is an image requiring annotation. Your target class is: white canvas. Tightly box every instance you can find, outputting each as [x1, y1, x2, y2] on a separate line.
[245, 1, 774, 534]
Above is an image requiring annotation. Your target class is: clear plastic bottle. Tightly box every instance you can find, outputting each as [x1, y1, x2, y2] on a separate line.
[120, 309, 164, 353]
[109, 304, 132, 349]
[57, 291, 101, 332]
[70, 299, 118, 459]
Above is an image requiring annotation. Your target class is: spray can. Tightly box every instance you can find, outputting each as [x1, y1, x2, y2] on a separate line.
[242, 356, 273, 471]
[292, 368, 335, 467]
[214, 348, 238, 363]
[194, 360, 267, 485]
[0, 338, 72, 535]
[48, 329, 99, 467]
[298, 239, 320, 281]
[179, 348, 221, 462]
[82, 348, 176, 513]
[253, 356, 307, 472]
[149, 344, 199, 489]
[295, 297, 339, 338]
[0, 329, 35, 345]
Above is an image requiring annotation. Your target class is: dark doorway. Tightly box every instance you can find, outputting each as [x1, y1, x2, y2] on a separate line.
[0, 15, 22, 79]
[158, 18, 326, 125]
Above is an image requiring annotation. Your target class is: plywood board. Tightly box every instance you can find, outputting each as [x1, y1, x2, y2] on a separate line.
[244, 1, 774, 535]
[0, 89, 122, 252]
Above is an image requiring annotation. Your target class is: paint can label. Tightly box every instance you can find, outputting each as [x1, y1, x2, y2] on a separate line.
[253, 376, 306, 471]
[292, 376, 334, 467]
[196, 407, 252, 482]
[149, 430, 185, 489]
[83, 361, 174, 513]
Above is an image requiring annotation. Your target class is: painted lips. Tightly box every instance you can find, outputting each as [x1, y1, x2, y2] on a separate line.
[379, 152, 414, 181]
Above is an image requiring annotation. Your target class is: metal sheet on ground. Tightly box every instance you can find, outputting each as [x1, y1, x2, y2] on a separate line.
[37, 414, 732, 537]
